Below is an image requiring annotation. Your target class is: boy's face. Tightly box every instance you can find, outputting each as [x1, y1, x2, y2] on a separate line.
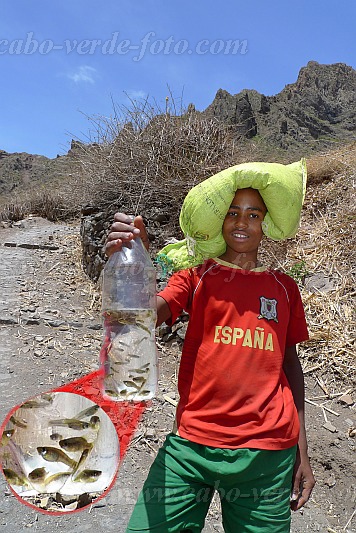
[221, 188, 267, 268]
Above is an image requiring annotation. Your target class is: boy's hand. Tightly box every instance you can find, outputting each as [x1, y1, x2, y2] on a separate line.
[105, 213, 149, 257]
[290, 447, 315, 511]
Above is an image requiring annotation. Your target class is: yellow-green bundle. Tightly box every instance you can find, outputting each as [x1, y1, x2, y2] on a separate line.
[158, 159, 307, 271]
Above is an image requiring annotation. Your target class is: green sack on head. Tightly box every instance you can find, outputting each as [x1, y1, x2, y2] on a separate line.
[158, 159, 307, 272]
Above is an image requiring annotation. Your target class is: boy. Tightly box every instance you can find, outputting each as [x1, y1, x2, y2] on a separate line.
[105, 188, 315, 532]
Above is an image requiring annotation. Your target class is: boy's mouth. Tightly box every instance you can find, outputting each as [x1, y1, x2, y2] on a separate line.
[232, 233, 248, 239]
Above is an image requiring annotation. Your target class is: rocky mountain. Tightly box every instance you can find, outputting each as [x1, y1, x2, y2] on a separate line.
[204, 61, 356, 150]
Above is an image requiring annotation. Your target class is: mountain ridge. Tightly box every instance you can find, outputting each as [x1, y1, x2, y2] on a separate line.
[204, 61, 356, 149]
[0, 60, 355, 198]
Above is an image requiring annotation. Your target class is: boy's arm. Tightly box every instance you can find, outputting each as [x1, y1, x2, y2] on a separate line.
[283, 345, 316, 511]
[156, 296, 172, 327]
[105, 213, 172, 327]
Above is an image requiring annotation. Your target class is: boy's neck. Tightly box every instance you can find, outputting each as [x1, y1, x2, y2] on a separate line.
[218, 251, 260, 270]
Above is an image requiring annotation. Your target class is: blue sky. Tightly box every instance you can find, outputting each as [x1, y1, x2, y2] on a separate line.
[1, 0, 355, 158]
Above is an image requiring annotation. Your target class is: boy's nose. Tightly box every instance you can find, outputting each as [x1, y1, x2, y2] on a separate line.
[234, 215, 248, 228]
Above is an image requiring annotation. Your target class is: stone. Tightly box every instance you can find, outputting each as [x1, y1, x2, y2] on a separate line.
[44, 319, 65, 327]
[162, 332, 175, 343]
[325, 473, 336, 487]
[171, 322, 183, 333]
[145, 429, 156, 439]
[176, 323, 188, 341]
[0, 316, 18, 325]
[323, 421, 337, 433]
[305, 273, 335, 293]
[23, 318, 40, 325]
[339, 394, 354, 406]
[88, 323, 102, 330]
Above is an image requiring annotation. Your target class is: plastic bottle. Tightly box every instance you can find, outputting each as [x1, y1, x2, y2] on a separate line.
[100, 234, 158, 401]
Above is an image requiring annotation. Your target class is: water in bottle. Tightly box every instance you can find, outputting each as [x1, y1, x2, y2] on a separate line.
[100, 235, 158, 401]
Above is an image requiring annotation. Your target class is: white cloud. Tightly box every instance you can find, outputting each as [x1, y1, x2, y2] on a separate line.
[126, 90, 147, 100]
[67, 66, 97, 84]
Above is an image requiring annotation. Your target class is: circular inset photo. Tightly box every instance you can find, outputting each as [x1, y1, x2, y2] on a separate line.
[0, 391, 120, 513]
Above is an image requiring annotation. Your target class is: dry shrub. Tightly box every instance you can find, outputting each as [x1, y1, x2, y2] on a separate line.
[0, 200, 29, 222]
[73, 97, 280, 228]
[0, 188, 79, 222]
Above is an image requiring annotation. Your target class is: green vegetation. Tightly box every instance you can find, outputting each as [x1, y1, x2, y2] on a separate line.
[285, 261, 309, 284]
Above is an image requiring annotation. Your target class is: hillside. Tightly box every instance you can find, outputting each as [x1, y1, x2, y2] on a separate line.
[0, 61, 355, 205]
[0, 150, 76, 199]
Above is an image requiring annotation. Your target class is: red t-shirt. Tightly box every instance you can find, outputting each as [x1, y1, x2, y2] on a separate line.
[158, 258, 309, 450]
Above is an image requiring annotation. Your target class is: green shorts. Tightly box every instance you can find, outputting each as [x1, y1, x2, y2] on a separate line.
[126, 433, 296, 533]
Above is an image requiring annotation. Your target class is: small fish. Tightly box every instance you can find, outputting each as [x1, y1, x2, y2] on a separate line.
[28, 467, 48, 482]
[128, 354, 140, 359]
[136, 336, 149, 345]
[136, 321, 151, 334]
[50, 432, 63, 441]
[74, 447, 91, 472]
[123, 380, 140, 390]
[1, 429, 15, 446]
[49, 418, 90, 430]
[74, 405, 99, 420]
[132, 376, 146, 383]
[140, 390, 152, 397]
[21, 400, 50, 409]
[89, 416, 100, 431]
[44, 471, 71, 486]
[41, 393, 54, 403]
[9, 415, 27, 429]
[72, 469, 102, 483]
[37, 446, 76, 468]
[59, 437, 93, 453]
[3, 468, 29, 487]
[131, 368, 149, 374]
[117, 340, 129, 347]
[105, 389, 119, 397]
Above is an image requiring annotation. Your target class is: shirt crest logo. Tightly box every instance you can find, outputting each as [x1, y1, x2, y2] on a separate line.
[258, 297, 278, 322]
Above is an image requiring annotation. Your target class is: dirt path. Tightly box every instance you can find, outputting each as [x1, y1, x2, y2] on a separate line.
[0, 218, 354, 532]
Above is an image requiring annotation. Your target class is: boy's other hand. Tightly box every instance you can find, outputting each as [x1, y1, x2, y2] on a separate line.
[105, 213, 149, 257]
[290, 448, 315, 511]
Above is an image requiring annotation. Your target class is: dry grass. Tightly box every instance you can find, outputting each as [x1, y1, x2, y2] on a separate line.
[0, 186, 80, 222]
[259, 143, 356, 391]
[296, 147, 355, 391]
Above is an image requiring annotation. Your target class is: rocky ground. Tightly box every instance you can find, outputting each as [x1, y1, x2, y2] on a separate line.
[0, 217, 355, 532]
